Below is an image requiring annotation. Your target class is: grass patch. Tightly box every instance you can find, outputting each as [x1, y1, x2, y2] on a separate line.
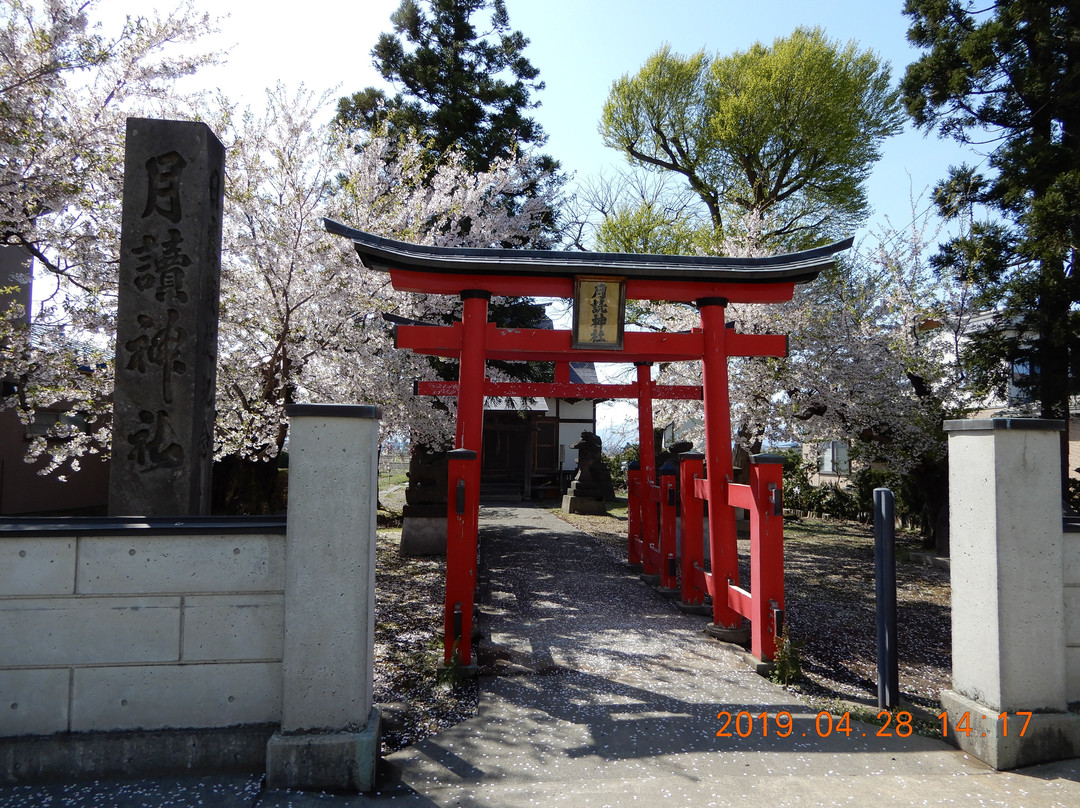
[795, 694, 943, 739]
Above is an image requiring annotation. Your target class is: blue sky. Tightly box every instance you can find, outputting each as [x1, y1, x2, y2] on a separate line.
[95, 0, 980, 240]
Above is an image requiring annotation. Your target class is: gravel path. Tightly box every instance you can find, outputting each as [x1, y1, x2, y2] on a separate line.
[479, 505, 750, 680]
[553, 505, 952, 712]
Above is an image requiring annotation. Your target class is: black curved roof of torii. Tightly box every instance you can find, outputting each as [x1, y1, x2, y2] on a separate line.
[324, 219, 853, 285]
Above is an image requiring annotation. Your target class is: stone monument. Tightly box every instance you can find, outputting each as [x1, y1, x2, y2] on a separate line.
[109, 118, 225, 516]
[399, 447, 449, 555]
[562, 431, 615, 514]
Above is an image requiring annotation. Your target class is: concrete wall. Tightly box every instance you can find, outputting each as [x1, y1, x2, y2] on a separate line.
[1067, 524, 1080, 699]
[0, 531, 285, 736]
[1, 404, 382, 792]
[942, 418, 1080, 770]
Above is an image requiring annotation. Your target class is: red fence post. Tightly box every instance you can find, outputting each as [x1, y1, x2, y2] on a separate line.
[445, 448, 479, 668]
[659, 463, 679, 592]
[697, 300, 741, 631]
[679, 452, 706, 606]
[749, 453, 785, 661]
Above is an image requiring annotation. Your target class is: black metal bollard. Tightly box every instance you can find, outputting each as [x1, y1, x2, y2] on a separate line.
[874, 487, 899, 709]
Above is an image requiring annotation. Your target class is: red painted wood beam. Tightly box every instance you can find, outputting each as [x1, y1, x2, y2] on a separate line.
[388, 268, 798, 304]
[415, 379, 703, 401]
[390, 269, 572, 298]
[728, 584, 754, 618]
[727, 482, 758, 512]
[693, 566, 715, 598]
[396, 324, 787, 363]
[626, 278, 796, 304]
[728, 333, 788, 357]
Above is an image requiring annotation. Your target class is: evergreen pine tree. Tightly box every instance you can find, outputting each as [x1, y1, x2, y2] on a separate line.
[902, 0, 1080, 495]
[336, 0, 555, 178]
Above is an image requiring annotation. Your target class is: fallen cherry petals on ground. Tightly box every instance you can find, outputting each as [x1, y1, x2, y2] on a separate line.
[555, 504, 951, 712]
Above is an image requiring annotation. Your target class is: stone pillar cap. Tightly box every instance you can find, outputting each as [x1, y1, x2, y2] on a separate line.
[943, 418, 1065, 433]
[750, 453, 787, 465]
[286, 404, 382, 419]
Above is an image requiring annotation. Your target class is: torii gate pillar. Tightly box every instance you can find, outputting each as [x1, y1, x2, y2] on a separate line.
[456, 291, 490, 451]
[635, 362, 658, 574]
[442, 291, 489, 669]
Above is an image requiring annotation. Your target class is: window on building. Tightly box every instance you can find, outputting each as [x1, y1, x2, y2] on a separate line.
[817, 440, 850, 476]
[1009, 359, 1036, 405]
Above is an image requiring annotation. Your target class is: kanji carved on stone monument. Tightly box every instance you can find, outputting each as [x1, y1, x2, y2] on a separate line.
[109, 118, 224, 517]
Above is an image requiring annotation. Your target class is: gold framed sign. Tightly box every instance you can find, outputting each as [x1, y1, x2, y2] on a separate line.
[572, 276, 625, 350]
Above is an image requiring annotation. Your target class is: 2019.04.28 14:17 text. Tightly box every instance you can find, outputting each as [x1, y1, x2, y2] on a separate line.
[716, 710, 916, 739]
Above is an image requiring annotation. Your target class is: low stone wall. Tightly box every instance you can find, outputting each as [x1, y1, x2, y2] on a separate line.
[0, 520, 286, 739]
[1, 400, 383, 792]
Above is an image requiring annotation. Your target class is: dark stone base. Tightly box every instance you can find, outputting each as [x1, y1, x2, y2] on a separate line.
[265, 709, 380, 793]
[401, 502, 447, 519]
[0, 724, 275, 786]
[399, 516, 446, 556]
[676, 601, 712, 615]
[704, 622, 751, 644]
[562, 494, 607, 515]
[656, 586, 681, 599]
[639, 573, 661, 586]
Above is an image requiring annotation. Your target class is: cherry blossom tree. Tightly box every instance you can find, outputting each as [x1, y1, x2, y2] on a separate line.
[1, 4, 557, 490]
[595, 202, 972, 489]
[215, 83, 557, 475]
[0, 0, 219, 477]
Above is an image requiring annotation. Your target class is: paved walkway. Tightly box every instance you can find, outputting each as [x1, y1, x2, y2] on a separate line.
[3, 504, 1079, 806]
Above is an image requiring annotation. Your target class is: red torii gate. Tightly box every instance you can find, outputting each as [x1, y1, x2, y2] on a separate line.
[327, 220, 851, 666]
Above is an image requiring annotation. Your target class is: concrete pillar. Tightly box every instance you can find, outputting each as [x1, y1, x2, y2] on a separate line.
[266, 404, 381, 792]
[941, 418, 1080, 769]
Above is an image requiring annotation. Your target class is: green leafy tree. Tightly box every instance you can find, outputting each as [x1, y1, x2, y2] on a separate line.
[335, 0, 552, 175]
[902, 0, 1080, 495]
[594, 27, 911, 474]
[600, 28, 905, 253]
